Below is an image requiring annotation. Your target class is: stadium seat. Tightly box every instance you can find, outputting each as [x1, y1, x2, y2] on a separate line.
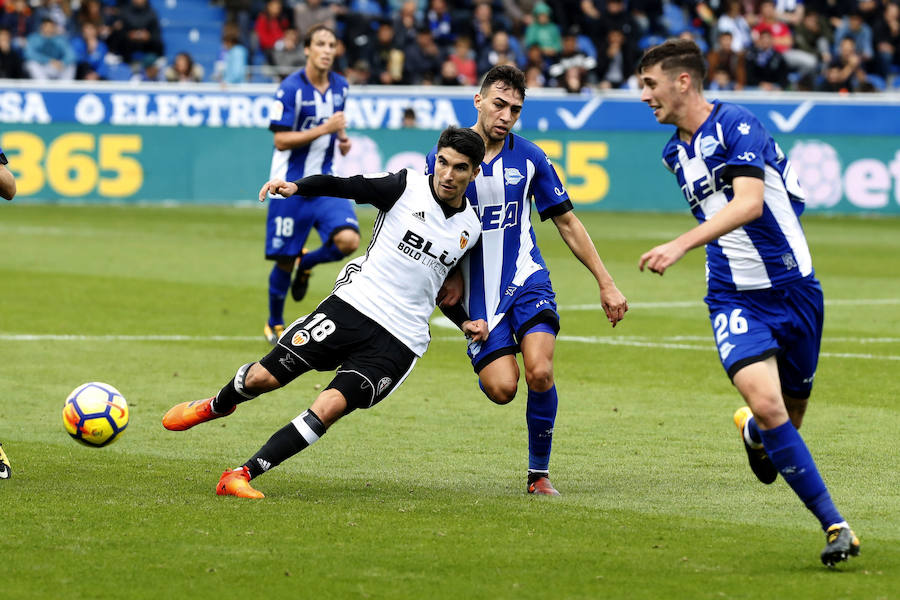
[662, 1, 688, 35]
[865, 73, 886, 91]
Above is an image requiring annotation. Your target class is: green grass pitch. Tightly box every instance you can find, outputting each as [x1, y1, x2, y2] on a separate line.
[1, 204, 897, 599]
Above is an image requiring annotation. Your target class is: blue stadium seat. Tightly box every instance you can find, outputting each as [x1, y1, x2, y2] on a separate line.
[639, 34, 666, 50]
[576, 35, 597, 59]
[865, 73, 886, 91]
[662, 2, 688, 35]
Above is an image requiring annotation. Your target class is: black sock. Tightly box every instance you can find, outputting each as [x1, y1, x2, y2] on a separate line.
[244, 409, 326, 479]
[527, 470, 550, 484]
[211, 363, 257, 413]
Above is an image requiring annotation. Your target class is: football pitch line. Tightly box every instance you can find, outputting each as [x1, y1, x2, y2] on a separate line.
[561, 298, 900, 310]
[1, 332, 898, 361]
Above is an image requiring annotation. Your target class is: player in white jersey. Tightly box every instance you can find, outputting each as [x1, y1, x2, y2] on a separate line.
[637, 39, 859, 567]
[162, 127, 487, 499]
[429, 66, 629, 495]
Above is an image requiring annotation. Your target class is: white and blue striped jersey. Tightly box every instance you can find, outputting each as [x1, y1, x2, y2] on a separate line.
[427, 133, 572, 328]
[268, 69, 349, 185]
[662, 100, 812, 292]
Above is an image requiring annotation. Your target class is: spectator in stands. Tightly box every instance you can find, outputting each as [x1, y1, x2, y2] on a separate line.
[595, 28, 633, 88]
[524, 2, 561, 57]
[401, 106, 417, 128]
[578, 0, 605, 42]
[500, 0, 539, 35]
[470, 0, 497, 50]
[72, 21, 109, 80]
[33, 0, 71, 36]
[271, 27, 305, 79]
[746, 28, 790, 88]
[793, 9, 833, 71]
[707, 30, 747, 88]
[596, 0, 640, 62]
[294, 0, 336, 42]
[775, 0, 807, 27]
[630, 0, 666, 36]
[523, 41, 549, 77]
[0, 0, 35, 47]
[436, 55, 464, 85]
[718, 0, 754, 52]
[874, 0, 900, 78]
[819, 34, 869, 89]
[109, 0, 163, 65]
[223, 0, 254, 48]
[345, 58, 372, 85]
[834, 9, 874, 62]
[427, 0, 455, 51]
[402, 25, 442, 84]
[478, 29, 518, 75]
[133, 53, 164, 82]
[75, 0, 111, 42]
[756, 0, 820, 79]
[217, 21, 248, 84]
[255, 0, 289, 64]
[525, 63, 546, 87]
[448, 35, 478, 85]
[368, 19, 404, 85]
[165, 51, 204, 82]
[24, 16, 75, 80]
[0, 27, 26, 78]
[548, 26, 597, 86]
[754, 0, 795, 52]
[393, 0, 421, 50]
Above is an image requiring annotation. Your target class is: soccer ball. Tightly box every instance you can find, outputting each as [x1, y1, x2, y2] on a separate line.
[62, 382, 129, 447]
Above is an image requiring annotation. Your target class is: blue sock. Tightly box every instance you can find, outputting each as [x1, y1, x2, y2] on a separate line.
[301, 241, 345, 272]
[759, 420, 844, 530]
[746, 415, 762, 445]
[268, 266, 291, 327]
[526, 385, 558, 472]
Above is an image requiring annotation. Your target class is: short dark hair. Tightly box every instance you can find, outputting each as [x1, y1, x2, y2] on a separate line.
[437, 126, 486, 168]
[638, 38, 707, 90]
[479, 64, 527, 100]
[304, 24, 337, 47]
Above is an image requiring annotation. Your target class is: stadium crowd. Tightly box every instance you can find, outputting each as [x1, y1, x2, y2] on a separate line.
[1, 0, 898, 91]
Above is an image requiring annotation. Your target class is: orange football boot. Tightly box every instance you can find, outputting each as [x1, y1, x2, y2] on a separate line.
[162, 397, 235, 431]
[216, 466, 265, 499]
[527, 475, 560, 496]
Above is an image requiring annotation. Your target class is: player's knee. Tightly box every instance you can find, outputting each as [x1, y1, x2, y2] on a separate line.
[482, 379, 518, 405]
[524, 363, 554, 393]
[243, 362, 281, 392]
[334, 230, 360, 255]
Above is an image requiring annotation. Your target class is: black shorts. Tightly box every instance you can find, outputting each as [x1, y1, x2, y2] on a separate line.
[260, 295, 417, 409]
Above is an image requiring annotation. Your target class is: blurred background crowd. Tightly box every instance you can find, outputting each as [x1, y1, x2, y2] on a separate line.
[1, 0, 898, 92]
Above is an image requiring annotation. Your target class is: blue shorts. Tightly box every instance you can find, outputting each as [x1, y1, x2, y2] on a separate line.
[265, 195, 359, 260]
[704, 276, 824, 399]
[467, 272, 560, 373]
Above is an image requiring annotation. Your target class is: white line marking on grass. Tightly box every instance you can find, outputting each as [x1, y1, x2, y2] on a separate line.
[3, 333, 898, 361]
[432, 335, 900, 361]
[560, 298, 900, 311]
[0, 334, 260, 342]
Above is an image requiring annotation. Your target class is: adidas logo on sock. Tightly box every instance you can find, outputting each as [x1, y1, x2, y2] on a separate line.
[256, 458, 272, 472]
[411, 211, 425, 222]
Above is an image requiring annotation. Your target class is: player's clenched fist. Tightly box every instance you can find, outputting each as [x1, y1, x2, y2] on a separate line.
[258, 179, 298, 202]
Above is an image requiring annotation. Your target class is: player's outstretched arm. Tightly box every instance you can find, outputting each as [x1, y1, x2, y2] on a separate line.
[258, 179, 298, 201]
[639, 176, 764, 275]
[552, 211, 628, 327]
